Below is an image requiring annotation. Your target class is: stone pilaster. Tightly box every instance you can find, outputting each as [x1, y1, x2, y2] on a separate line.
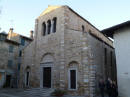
[82, 32, 90, 96]
[82, 32, 96, 97]
[59, 11, 66, 89]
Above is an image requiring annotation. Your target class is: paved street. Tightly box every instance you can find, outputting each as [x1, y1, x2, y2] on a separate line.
[0, 88, 107, 97]
[0, 88, 84, 97]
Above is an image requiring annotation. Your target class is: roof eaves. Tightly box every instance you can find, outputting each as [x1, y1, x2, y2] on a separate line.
[20, 35, 32, 41]
[66, 6, 113, 43]
[102, 21, 130, 36]
[5, 39, 20, 45]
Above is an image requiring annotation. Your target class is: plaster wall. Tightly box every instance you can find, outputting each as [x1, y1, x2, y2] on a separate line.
[114, 27, 130, 97]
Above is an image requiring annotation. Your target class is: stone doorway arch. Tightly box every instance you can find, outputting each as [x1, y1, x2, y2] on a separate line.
[68, 61, 79, 90]
[40, 54, 54, 88]
[25, 66, 31, 87]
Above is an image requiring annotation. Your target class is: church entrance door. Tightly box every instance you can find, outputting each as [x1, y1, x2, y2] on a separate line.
[43, 67, 51, 88]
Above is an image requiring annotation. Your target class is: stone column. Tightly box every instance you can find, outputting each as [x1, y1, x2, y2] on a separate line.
[51, 20, 54, 33]
[46, 22, 48, 35]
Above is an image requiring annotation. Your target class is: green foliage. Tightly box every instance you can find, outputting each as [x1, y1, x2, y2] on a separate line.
[51, 89, 67, 97]
[3, 82, 7, 88]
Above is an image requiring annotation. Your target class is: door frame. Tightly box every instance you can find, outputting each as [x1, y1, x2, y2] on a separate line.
[25, 71, 30, 87]
[43, 67, 52, 88]
[40, 62, 53, 88]
[5, 75, 11, 87]
[68, 68, 77, 90]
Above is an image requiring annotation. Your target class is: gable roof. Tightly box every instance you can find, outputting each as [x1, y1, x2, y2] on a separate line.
[37, 5, 113, 47]
[0, 32, 8, 36]
[8, 31, 32, 41]
[20, 35, 33, 41]
[38, 5, 101, 33]
[65, 6, 113, 47]
[38, 5, 62, 18]
[101, 21, 130, 38]
[5, 39, 19, 45]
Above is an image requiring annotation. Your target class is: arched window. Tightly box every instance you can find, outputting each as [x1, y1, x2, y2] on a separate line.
[42, 22, 46, 36]
[82, 25, 85, 32]
[68, 61, 79, 90]
[47, 20, 51, 34]
[53, 17, 57, 33]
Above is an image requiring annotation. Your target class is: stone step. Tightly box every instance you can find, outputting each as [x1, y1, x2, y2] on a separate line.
[17, 88, 54, 97]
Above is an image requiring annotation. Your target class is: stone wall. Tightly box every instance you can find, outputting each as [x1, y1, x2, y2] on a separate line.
[20, 6, 116, 97]
[64, 6, 116, 96]
[0, 42, 8, 70]
[0, 40, 19, 88]
[20, 6, 66, 88]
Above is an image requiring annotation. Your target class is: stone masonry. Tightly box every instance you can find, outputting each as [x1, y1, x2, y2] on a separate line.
[0, 29, 33, 88]
[20, 6, 117, 97]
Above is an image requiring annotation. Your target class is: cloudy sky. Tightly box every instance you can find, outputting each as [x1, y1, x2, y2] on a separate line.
[0, 0, 130, 36]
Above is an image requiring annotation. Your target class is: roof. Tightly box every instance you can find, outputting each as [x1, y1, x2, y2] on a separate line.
[38, 5, 62, 18]
[38, 5, 101, 33]
[102, 21, 130, 38]
[8, 31, 32, 41]
[0, 32, 8, 36]
[65, 6, 113, 47]
[66, 6, 101, 33]
[20, 35, 33, 41]
[37, 5, 113, 47]
[5, 39, 19, 45]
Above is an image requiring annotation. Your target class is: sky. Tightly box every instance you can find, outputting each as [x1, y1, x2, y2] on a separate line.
[0, 0, 130, 36]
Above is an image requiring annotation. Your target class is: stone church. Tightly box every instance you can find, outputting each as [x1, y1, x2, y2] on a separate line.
[20, 5, 117, 96]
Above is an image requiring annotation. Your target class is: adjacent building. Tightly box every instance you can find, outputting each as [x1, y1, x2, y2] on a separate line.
[0, 32, 19, 88]
[0, 28, 33, 88]
[102, 21, 130, 97]
[7, 28, 33, 86]
[20, 5, 117, 96]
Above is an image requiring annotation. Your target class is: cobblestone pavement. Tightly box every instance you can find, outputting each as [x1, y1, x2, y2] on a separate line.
[0, 88, 107, 97]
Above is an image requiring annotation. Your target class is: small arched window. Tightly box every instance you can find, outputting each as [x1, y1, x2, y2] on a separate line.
[47, 20, 51, 34]
[82, 25, 85, 32]
[42, 22, 46, 36]
[53, 17, 57, 33]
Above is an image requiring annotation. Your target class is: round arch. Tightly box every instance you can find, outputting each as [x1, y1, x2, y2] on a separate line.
[67, 61, 79, 68]
[68, 61, 79, 90]
[40, 53, 54, 64]
[40, 53, 54, 88]
[24, 66, 31, 87]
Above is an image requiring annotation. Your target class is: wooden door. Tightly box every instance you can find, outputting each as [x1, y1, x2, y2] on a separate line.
[43, 67, 51, 88]
[70, 70, 76, 89]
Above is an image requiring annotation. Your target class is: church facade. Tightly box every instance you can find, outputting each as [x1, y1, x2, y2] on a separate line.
[20, 6, 116, 96]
